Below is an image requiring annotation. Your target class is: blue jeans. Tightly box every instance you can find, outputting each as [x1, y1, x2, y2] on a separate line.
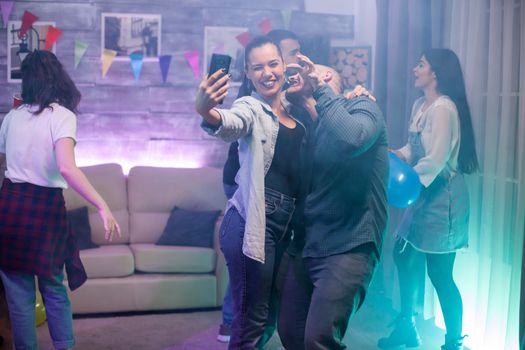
[220, 187, 295, 349]
[222, 284, 234, 326]
[0, 269, 74, 350]
[221, 183, 238, 326]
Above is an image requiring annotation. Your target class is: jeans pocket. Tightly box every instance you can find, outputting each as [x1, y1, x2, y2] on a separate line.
[265, 197, 279, 215]
[220, 207, 234, 240]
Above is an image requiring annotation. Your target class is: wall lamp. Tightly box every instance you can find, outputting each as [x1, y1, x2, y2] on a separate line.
[12, 26, 40, 62]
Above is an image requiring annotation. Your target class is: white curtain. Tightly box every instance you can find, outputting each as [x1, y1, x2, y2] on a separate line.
[424, 0, 525, 349]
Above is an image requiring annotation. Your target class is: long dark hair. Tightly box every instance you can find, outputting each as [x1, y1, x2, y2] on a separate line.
[21, 50, 81, 115]
[423, 48, 479, 174]
[237, 36, 283, 98]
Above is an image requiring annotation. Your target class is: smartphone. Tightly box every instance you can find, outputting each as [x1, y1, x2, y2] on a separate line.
[208, 53, 232, 77]
[208, 54, 232, 104]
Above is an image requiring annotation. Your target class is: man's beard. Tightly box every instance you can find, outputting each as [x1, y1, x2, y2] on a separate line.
[285, 85, 311, 105]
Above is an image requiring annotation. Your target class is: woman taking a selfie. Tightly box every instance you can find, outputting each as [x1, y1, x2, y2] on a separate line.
[195, 36, 306, 349]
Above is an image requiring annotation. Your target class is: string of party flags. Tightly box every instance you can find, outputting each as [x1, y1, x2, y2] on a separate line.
[0, 1, 13, 28]
[97, 15, 274, 83]
[0, 4, 293, 83]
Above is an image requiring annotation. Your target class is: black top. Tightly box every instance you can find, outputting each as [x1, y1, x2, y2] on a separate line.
[265, 122, 304, 197]
[222, 141, 240, 186]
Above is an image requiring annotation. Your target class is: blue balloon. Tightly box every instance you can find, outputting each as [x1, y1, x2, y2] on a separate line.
[388, 152, 421, 208]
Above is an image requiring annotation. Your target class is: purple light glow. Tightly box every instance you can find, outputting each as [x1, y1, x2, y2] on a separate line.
[75, 142, 205, 174]
[76, 156, 202, 175]
[77, 157, 202, 175]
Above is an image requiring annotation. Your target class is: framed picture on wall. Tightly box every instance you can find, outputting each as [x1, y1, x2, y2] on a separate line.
[204, 26, 248, 85]
[101, 13, 161, 61]
[7, 21, 56, 83]
[329, 46, 372, 92]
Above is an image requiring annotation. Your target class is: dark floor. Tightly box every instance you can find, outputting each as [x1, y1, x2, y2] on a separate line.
[343, 288, 454, 350]
[1, 279, 470, 350]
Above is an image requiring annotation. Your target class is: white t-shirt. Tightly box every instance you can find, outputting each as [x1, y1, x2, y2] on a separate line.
[397, 96, 460, 187]
[0, 103, 77, 189]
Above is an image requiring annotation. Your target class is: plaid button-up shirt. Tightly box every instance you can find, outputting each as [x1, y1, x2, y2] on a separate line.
[0, 180, 86, 290]
[302, 85, 389, 258]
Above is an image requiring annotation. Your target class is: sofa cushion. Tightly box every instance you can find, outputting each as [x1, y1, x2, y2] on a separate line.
[156, 207, 221, 248]
[67, 274, 218, 314]
[131, 243, 216, 273]
[63, 163, 130, 245]
[127, 167, 227, 243]
[67, 206, 99, 250]
[79, 245, 134, 278]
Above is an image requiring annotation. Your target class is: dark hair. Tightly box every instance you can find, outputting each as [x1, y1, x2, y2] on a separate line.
[21, 50, 81, 115]
[266, 29, 299, 45]
[237, 36, 283, 98]
[423, 48, 479, 174]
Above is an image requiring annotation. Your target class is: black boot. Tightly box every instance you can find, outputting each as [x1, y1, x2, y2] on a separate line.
[441, 335, 466, 350]
[377, 314, 422, 348]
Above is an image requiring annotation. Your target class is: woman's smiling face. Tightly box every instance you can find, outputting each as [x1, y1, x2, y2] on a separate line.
[245, 43, 285, 100]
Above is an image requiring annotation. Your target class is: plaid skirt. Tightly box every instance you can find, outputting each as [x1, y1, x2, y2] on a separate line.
[0, 179, 86, 289]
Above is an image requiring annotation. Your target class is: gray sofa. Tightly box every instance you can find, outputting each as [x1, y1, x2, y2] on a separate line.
[62, 164, 228, 314]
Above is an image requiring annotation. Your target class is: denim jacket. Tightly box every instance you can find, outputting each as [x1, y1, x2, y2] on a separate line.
[201, 93, 305, 263]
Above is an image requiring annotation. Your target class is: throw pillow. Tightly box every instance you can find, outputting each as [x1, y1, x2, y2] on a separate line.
[67, 206, 99, 250]
[156, 207, 221, 248]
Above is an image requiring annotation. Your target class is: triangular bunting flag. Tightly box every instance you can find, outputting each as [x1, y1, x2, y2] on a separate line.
[74, 40, 88, 69]
[0, 1, 14, 28]
[281, 10, 292, 29]
[184, 51, 200, 79]
[158, 55, 172, 83]
[236, 31, 251, 48]
[19, 10, 38, 38]
[101, 49, 117, 78]
[129, 53, 144, 80]
[45, 25, 62, 50]
[258, 18, 272, 35]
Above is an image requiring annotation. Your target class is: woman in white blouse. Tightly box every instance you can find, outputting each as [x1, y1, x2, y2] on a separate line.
[378, 49, 478, 350]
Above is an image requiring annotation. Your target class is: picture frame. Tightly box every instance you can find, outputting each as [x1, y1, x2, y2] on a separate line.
[7, 21, 56, 83]
[101, 13, 161, 61]
[204, 26, 248, 85]
[329, 46, 372, 92]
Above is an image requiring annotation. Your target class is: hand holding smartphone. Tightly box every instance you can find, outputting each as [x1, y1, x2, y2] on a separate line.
[208, 54, 232, 104]
[209, 53, 232, 76]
